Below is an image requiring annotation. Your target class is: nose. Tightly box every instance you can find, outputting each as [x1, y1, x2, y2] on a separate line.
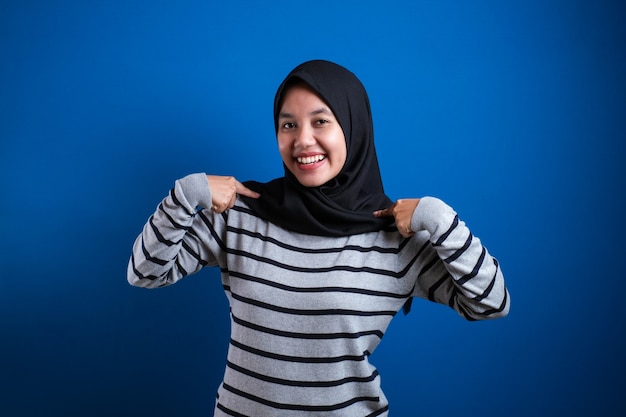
[294, 124, 316, 149]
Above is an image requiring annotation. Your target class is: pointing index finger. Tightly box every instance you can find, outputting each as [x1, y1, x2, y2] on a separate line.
[235, 181, 261, 199]
[373, 206, 393, 217]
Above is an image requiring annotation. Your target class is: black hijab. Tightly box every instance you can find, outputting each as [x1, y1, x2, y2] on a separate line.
[242, 60, 394, 237]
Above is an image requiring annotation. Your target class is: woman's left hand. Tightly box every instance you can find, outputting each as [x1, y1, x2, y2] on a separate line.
[373, 199, 420, 238]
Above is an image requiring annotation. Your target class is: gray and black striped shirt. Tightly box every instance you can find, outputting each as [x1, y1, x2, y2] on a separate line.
[128, 173, 510, 416]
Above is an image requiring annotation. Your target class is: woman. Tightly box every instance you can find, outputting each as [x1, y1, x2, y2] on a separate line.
[128, 60, 510, 416]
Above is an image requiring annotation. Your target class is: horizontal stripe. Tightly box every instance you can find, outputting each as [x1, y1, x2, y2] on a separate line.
[216, 400, 388, 417]
[230, 338, 369, 364]
[180, 240, 207, 266]
[197, 211, 227, 251]
[130, 253, 164, 281]
[223, 239, 430, 279]
[140, 237, 168, 266]
[226, 248, 412, 277]
[226, 360, 379, 387]
[427, 271, 452, 302]
[222, 383, 380, 412]
[444, 232, 472, 263]
[228, 270, 412, 299]
[419, 251, 441, 277]
[482, 287, 509, 316]
[473, 261, 499, 302]
[216, 402, 249, 417]
[230, 292, 396, 317]
[434, 214, 459, 246]
[457, 247, 486, 285]
[169, 187, 194, 217]
[366, 405, 390, 417]
[227, 224, 409, 255]
[174, 257, 187, 277]
[148, 216, 179, 246]
[157, 202, 190, 231]
[232, 314, 384, 340]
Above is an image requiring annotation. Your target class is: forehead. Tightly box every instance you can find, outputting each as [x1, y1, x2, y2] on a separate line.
[279, 83, 332, 113]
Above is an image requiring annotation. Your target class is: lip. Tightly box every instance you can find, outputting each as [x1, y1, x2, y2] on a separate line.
[294, 152, 326, 171]
[294, 151, 325, 158]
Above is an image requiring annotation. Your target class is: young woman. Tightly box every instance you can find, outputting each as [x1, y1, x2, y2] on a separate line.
[128, 60, 510, 416]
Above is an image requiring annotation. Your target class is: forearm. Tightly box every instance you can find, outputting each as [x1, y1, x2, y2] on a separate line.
[413, 197, 510, 320]
[127, 173, 215, 288]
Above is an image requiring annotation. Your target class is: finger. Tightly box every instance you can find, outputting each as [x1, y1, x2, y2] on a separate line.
[373, 206, 394, 217]
[235, 181, 261, 199]
[227, 191, 237, 210]
[398, 225, 413, 236]
[212, 195, 231, 213]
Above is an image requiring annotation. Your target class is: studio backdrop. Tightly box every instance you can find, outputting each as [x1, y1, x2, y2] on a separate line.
[1, 1, 624, 416]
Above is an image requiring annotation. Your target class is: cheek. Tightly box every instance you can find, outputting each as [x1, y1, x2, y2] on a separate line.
[277, 138, 292, 162]
[333, 132, 348, 166]
[339, 149, 347, 167]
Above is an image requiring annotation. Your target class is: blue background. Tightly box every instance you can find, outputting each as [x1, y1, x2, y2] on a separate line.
[1, 0, 625, 415]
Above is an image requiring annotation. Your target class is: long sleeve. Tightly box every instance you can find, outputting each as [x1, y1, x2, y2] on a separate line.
[410, 197, 510, 320]
[127, 173, 222, 289]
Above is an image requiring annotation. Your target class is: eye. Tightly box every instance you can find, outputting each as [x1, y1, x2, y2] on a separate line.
[281, 122, 296, 129]
[315, 119, 329, 125]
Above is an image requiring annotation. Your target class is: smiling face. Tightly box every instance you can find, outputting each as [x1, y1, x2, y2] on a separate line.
[277, 83, 347, 188]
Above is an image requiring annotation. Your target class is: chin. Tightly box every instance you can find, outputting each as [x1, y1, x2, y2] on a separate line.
[287, 168, 325, 188]
[294, 173, 330, 188]
[297, 178, 324, 188]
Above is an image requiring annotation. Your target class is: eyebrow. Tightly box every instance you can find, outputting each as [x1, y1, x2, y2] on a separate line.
[278, 107, 332, 120]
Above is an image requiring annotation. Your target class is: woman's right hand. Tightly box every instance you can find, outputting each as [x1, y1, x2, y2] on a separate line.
[206, 175, 260, 213]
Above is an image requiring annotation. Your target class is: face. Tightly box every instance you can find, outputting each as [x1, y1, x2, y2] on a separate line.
[277, 84, 347, 188]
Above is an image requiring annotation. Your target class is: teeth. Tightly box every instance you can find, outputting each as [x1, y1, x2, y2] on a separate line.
[297, 155, 325, 164]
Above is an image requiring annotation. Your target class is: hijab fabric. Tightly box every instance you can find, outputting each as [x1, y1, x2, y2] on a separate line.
[242, 60, 394, 237]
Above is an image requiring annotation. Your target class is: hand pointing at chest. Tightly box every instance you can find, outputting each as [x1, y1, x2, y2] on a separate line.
[206, 175, 260, 214]
[373, 198, 421, 238]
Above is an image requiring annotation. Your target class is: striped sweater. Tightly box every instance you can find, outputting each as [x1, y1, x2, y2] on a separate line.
[127, 173, 510, 416]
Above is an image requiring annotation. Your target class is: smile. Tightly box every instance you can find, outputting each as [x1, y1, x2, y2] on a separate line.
[296, 155, 326, 165]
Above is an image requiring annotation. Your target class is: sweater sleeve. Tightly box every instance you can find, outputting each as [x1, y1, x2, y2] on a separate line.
[127, 173, 224, 289]
[410, 197, 510, 320]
